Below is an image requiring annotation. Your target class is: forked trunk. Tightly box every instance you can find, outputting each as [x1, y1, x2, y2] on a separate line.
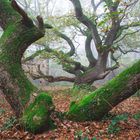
[74, 52, 109, 85]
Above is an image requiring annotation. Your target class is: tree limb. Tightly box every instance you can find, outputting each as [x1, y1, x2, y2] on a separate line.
[31, 74, 75, 82]
[70, 0, 102, 47]
[115, 29, 140, 44]
[103, 0, 120, 46]
[23, 44, 87, 75]
[97, 71, 110, 79]
[106, 64, 119, 71]
[11, 0, 34, 27]
[11, 0, 28, 20]
[91, 0, 103, 12]
[44, 23, 76, 57]
[31, 64, 75, 82]
[118, 46, 140, 54]
[54, 30, 76, 56]
[85, 32, 97, 67]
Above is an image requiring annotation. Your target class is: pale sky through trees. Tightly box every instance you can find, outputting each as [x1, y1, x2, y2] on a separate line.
[19, 0, 104, 16]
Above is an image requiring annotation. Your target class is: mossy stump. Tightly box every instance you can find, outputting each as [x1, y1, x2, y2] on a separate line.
[21, 92, 55, 133]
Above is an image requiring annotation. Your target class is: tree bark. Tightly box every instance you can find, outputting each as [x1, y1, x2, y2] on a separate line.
[0, 14, 43, 116]
[67, 60, 140, 121]
[74, 51, 109, 85]
[0, 0, 54, 133]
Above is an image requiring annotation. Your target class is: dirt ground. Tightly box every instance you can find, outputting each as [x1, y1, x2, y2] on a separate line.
[0, 87, 140, 140]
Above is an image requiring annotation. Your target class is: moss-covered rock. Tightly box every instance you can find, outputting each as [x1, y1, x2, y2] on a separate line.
[21, 92, 55, 133]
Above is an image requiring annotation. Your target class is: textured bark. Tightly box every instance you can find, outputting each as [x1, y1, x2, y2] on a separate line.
[0, 21, 44, 116]
[75, 51, 109, 85]
[0, 0, 55, 133]
[67, 60, 140, 121]
[0, 0, 44, 116]
[0, 64, 23, 117]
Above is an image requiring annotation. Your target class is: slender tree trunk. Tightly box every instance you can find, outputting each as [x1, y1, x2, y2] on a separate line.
[67, 60, 140, 121]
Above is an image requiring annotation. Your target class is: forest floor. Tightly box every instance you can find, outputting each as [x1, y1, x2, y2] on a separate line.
[0, 86, 140, 140]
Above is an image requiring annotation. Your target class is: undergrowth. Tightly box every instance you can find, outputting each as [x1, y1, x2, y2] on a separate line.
[107, 114, 128, 134]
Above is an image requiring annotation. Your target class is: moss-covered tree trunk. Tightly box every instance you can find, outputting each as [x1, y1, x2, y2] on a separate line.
[0, 0, 54, 133]
[67, 60, 140, 121]
[0, 0, 43, 116]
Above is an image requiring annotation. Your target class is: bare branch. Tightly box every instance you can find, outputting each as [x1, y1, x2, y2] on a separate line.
[122, 22, 140, 30]
[118, 47, 140, 54]
[31, 74, 75, 83]
[30, 64, 75, 82]
[70, 0, 102, 47]
[110, 51, 120, 65]
[115, 29, 140, 44]
[91, 0, 103, 12]
[11, 0, 34, 27]
[54, 30, 76, 56]
[106, 64, 119, 71]
[44, 23, 76, 57]
[103, 0, 121, 46]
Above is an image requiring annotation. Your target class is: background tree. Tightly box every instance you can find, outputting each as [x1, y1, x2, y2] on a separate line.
[23, 0, 140, 86]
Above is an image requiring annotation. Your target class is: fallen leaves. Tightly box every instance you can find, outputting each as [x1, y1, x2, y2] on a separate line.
[0, 88, 140, 140]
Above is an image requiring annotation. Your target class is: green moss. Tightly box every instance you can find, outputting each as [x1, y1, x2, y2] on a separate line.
[67, 60, 140, 121]
[0, 22, 43, 106]
[0, 62, 35, 106]
[0, 0, 21, 30]
[0, 0, 45, 120]
[21, 92, 55, 133]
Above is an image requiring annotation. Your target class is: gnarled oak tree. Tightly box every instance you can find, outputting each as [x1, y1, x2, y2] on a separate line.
[0, 0, 140, 134]
[25, 0, 140, 86]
